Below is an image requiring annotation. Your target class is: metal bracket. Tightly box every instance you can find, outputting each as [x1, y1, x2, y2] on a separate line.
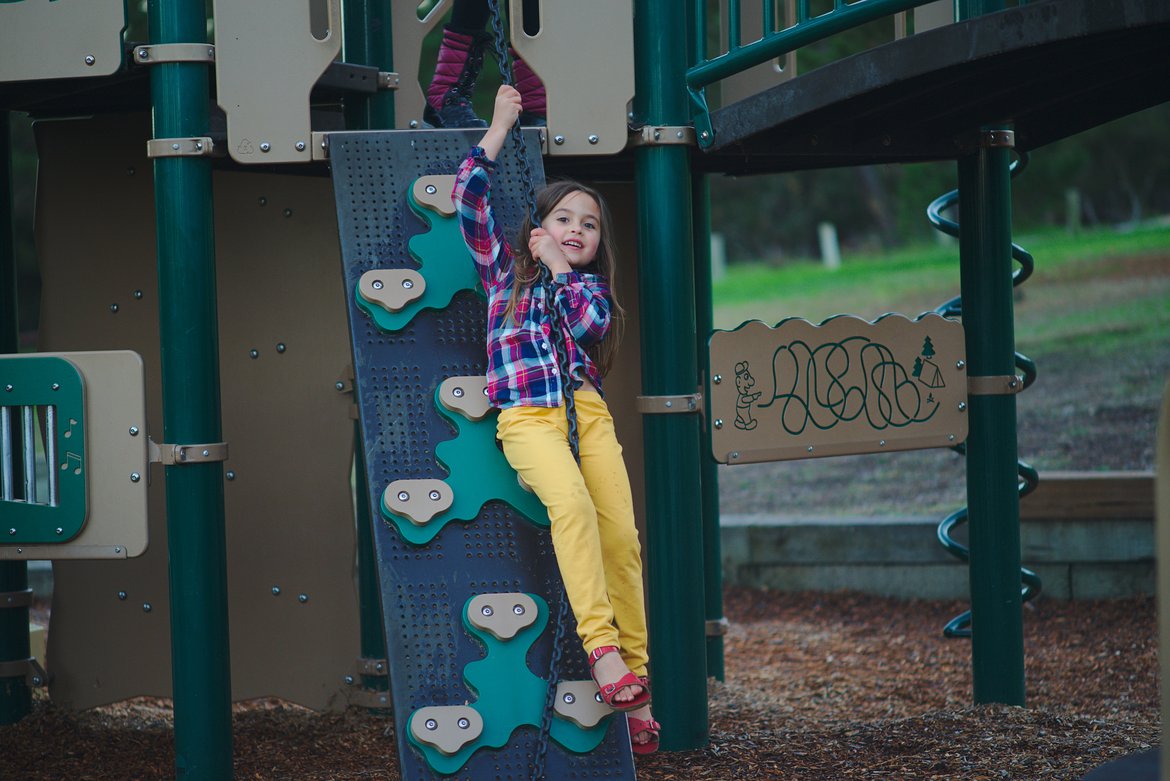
[357, 657, 388, 677]
[311, 131, 330, 161]
[133, 43, 216, 65]
[956, 129, 1015, 152]
[967, 374, 1025, 396]
[146, 137, 219, 159]
[350, 688, 392, 709]
[377, 71, 400, 90]
[149, 440, 230, 465]
[0, 588, 33, 609]
[635, 393, 703, 414]
[0, 656, 49, 686]
[628, 125, 696, 147]
[706, 617, 730, 637]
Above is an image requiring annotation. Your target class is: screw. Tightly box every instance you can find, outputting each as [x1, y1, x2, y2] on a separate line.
[409, 120, 419, 129]
[807, 446, 814, 453]
[428, 490, 441, 501]
[118, 591, 127, 600]
[194, 141, 203, 152]
[879, 440, 886, 447]
[276, 343, 286, 353]
[453, 387, 464, 398]
[713, 419, 723, 429]
[700, 130, 710, 140]
[171, 143, 180, 151]
[201, 449, 210, 458]
[425, 719, 437, 730]
[344, 675, 355, 685]
[250, 349, 259, 359]
[295, 141, 306, 151]
[272, 586, 281, 595]
[397, 491, 409, 502]
[298, 594, 308, 603]
[335, 382, 345, 391]
[138, 48, 149, 59]
[731, 452, 740, 460]
[958, 402, 967, 411]
[31, 675, 43, 686]
[259, 197, 268, 206]
[457, 718, 470, 729]
[375, 662, 384, 672]
[588, 135, 599, 145]
[134, 290, 143, 299]
[131, 472, 141, 482]
[110, 303, 119, 313]
[665, 400, 673, 408]
[481, 605, 493, 617]
[85, 55, 96, 66]
[7, 529, 14, 536]
[401, 279, 413, 289]
[513, 604, 525, 615]
[956, 360, 965, 369]
[713, 374, 722, 384]
[260, 142, 271, 153]
[226, 470, 236, 481]
[563, 692, 575, 704]
[4, 385, 11, 392]
[372, 280, 384, 290]
[425, 185, 437, 195]
[283, 208, 292, 218]
[51, 383, 60, 391]
[143, 603, 152, 612]
[554, 135, 565, 145]
[948, 434, 956, 441]
[654, 130, 661, 141]
[56, 527, 63, 535]
[114, 546, 122, 554]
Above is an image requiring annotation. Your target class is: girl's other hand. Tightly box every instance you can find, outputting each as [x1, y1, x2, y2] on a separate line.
[529, 227, 570, 274]
[491, 85, 523, 133]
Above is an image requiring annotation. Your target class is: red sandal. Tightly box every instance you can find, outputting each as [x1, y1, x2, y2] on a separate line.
[588, 646, 651, 712]
[627, 713, 661, 755]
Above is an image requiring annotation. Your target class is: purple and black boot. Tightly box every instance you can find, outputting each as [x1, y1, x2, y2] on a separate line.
[510, 49, 547, 127]
[425, 26, 489, 129]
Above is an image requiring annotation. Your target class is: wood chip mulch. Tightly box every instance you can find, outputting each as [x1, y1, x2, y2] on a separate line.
[3, 589, 1158, 780]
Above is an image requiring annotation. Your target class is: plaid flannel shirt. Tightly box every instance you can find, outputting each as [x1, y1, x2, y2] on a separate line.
[453, 148, 611, 409]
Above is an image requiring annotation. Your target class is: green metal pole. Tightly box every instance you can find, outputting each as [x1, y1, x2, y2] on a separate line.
[955, 0, 1023, 708]
[148, 0, 232, 776]
[0, 111, 33, 726]
[341, 0, 392, 700]
[956, 135, 1025, 706]
[692, 173, 725, 682]
[634, 0, 708, 751]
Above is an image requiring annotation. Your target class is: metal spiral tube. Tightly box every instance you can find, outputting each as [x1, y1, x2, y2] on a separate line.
[929, 152, 1043, 638]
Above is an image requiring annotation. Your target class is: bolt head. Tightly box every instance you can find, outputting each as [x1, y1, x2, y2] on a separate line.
[425, 185, 437, 195]
[344, 675, 355, 685]
[956, 360, 966, 369]
[397, 491, 409, 502]
[713, 419, 723, 429]
[335, 382, 345, 391]
[250, 349, 259, 359]
[134, 289, 143, 299]
[401, 279, 413, 289]
[276, 343, 286, 353]
[958, 402, 968, 411]
[131, 472, 141, 483]
[372, 280, 384, 290]
[298, 594, 308, 603]
[588, 135, 599, 144]
[563, 693, 575, 704]
[457, 718, 470, 729]
[118, 591, 127, 600]
[51, 383, 60, 391]
[129, 426, 139, 436]
[110, 303, 119, 313]
[260, 142, 271, 152]
[428, 490, 441, 501]
[453, 387, 464, 398]
[409, 120, 420, 129]
[731, 452, 740, 459]
[481, 605, 493, 617]
[713, 374, 722, 384]
[295, 141, 306, 151]
[513, 604, 525, 615]
[272, 586, 281, 595]
[554, 135, 565, 145]
[226, 470, 236, 481]
[425, 719, 437, 730]
[143, 603, 152, 612]
[85, 55, 96, 66]
[138, 48, 149, 59]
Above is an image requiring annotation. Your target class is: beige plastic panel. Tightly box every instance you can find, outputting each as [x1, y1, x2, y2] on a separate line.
[509, 0, 634, 156]
[0, 0, 125, 82]
[213, 0, 341, 163]
[392, 0, 453, 129]
[0, 351, 149, 561]
[36, 113, 359, 712]
[709, 314, 968, 464]
[1157, 378, 1169, 780]
[719, 0, 797, 109]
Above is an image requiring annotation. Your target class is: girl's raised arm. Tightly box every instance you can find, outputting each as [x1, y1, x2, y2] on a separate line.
[477, 85, 522, 162]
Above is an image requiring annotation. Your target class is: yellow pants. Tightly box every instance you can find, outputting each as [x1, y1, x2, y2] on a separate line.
[496, 392, 649, 677]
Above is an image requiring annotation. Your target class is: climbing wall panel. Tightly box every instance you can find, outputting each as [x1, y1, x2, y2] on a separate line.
[330, 129, 637, 780]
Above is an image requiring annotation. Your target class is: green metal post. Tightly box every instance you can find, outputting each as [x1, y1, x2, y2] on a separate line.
[343, 0, 395, 130]
[0, 111, 32, 726]
[341, 0, 392, 700]
[692, 173, 725, 682]
[634, 0, 708, 751]
[956, 135, 1025, 706]
[955, 0, 1024, 708]
[148, 0, 232, 776]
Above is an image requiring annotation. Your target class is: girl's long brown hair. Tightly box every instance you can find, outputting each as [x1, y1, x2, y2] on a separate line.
[504, 180, 625, 376]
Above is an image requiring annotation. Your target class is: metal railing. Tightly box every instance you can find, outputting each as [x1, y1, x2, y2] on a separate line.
[687, 0, 953, 147]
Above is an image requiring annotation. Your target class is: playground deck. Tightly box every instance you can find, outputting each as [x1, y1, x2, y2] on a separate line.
[5, 589, 1156, 780]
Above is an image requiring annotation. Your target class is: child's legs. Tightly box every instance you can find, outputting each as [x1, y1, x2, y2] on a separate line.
[574, 393, 650, 678]
[496, 406, 620, 654]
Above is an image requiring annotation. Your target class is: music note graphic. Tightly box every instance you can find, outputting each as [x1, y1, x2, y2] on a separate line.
[62, 418, 78, 439]
[60, 452, 83, 475]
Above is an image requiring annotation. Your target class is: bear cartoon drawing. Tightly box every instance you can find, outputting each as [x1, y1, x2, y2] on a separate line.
[734, 361, 762, 431]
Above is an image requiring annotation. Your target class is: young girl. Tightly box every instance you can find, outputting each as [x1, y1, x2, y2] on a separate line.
[452, 85, 659, 755]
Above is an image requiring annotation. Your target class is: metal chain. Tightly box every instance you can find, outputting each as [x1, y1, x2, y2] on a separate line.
[485, 3, 578, 779]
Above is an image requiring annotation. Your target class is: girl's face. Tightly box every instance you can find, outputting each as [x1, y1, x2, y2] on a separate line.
[541, 191, 602, 269]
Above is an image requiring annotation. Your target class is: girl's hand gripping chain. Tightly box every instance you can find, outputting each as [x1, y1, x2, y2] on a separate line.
[528, 228, 572, 275]
[477, 85, 523, 162]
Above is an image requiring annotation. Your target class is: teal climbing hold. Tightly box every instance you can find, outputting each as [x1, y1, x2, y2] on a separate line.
[381, 380, 549, 545]
[356, 175, 483, 333]
[406, 593, 612, 775]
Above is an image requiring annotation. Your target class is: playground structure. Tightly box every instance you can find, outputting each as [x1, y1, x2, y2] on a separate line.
[0, 1, 1168, 779]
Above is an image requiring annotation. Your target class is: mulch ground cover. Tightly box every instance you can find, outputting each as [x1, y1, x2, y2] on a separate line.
[2, 589, 1158, 780]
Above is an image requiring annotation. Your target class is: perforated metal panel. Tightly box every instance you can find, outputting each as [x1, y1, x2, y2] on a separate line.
[331, 129, 635, 780]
